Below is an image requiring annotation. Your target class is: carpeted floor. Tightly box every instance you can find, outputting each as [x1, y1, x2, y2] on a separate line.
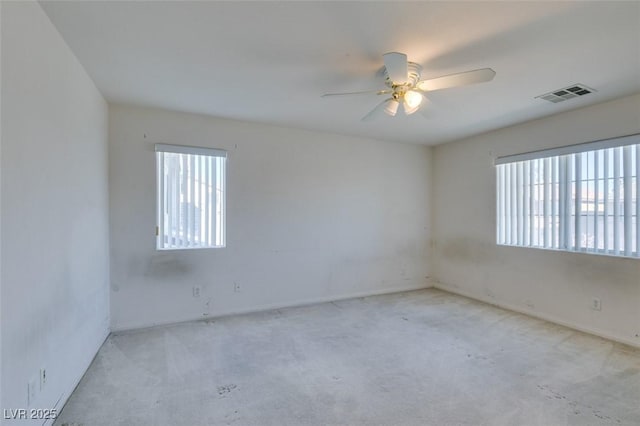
[55, 288, 640, 426]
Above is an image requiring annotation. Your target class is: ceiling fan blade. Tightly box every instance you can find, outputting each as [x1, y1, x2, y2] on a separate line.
[321, 89, 391, 98]
[362, 98, 395, 122]
[417, 68, 496, 92]
[383, 52, 408, 84]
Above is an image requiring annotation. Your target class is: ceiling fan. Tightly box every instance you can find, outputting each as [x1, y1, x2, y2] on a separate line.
[322, 52, 496, 121]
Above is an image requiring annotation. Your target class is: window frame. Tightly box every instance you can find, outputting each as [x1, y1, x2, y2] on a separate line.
[495, 133, 640, 259]
[155, 143, 227, 251]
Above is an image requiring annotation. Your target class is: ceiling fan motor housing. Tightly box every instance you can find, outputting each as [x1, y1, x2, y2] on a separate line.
[384, 62, 422, 89]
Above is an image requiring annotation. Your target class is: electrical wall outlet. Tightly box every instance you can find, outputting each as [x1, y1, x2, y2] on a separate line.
[28, 377, 37, 406]
[233, 282, 241, 293]
[40, 368, 47, 390]
[591, 298, 602, 311]
[192, 286, 201, 298]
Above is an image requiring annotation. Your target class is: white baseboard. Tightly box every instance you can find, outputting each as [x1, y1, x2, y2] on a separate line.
[46, 328, 110, 426]
[112, 282, 434, 333]
[434, 282, 640, 349]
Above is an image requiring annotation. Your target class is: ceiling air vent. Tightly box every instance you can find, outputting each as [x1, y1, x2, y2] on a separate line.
[536, 84, 596, 103]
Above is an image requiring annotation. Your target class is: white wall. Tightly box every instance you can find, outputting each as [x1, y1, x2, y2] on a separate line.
[432, 93, 640, 347]
[1, 2, 110, 423]
[0, 1, 3, 414]
[109, 104, 432, 331]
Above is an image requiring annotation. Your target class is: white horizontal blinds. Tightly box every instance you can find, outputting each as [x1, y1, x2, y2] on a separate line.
[155, 144, 226, 249]
[496, 136, 640, 258]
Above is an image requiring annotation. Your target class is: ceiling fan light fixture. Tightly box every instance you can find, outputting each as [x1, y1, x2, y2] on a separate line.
[402, 90, 423, 115]
[384, 99, 400, 116]
[404, 90, 423, 107]
[403, 102, 420, 116]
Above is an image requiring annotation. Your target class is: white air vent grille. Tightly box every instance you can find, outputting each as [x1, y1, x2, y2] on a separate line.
[536, 84, 595, 103]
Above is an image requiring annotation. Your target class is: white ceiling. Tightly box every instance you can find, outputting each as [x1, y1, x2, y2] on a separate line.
[40, 1, 640, 145]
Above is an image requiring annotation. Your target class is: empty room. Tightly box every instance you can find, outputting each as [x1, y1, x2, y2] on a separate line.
[1, 1, 639, 425]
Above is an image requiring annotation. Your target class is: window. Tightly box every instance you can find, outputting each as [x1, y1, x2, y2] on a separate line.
[496, 134, 639, 258]
[156, 144, 226, 249]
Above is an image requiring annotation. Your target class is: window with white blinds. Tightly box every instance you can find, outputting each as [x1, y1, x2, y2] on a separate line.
[496, 134, 640, 258]
[156, 144, 226, 250]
